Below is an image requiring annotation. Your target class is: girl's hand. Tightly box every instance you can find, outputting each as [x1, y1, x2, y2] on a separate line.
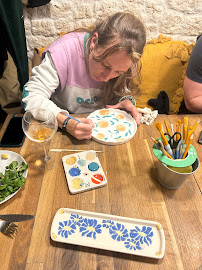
[106, 99, 142, 125]
[57, 113, 94, 140]
[67, 118, 94, 140]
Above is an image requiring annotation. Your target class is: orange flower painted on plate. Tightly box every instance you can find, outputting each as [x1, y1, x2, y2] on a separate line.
[116, 114, 125, 120]
[99, 109, 109, 116]
[96, 133, 105, 140]
[98, 120, 109, 128]
[116, 124, 126, 132]
[116, 138, 124, 141]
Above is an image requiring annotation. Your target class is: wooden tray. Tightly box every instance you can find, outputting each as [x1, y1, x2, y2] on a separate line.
[51, 208, 165, 259]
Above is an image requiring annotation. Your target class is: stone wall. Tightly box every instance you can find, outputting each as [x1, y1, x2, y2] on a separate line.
[23, 0, 202, 59]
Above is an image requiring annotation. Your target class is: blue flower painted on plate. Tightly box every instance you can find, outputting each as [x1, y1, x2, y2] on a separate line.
[125, 130, 132, 137]
[70, 214, 83, 226]
[114, 130, 119, 135]
[69, 166, 81, 176]
[130, 226, 153, 246]
[110, 120, 115, 125]
[109, 223, 129, 241]
[112, 118, 119, 122]
[124, 238, 142, 251]
[58, 220, 76, 238]
[123, 122, 132, 127]
[103, 115, 112, 118]
[102, 219, 114, 228]
[114, 136, 122, 140]
[80, 218, 102, 239]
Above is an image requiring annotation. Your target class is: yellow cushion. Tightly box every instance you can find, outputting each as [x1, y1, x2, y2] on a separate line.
[133, 35, 194, 114]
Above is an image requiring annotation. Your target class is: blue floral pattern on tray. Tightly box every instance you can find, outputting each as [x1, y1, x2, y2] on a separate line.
[51, 208, 165, 258]
[57, 214, 154, 251]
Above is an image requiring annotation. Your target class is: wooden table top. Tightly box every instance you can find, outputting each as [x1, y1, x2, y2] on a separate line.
[0, 113, 201, 270]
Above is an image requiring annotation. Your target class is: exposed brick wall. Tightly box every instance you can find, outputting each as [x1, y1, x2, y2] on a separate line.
[23, 0, 202, 59]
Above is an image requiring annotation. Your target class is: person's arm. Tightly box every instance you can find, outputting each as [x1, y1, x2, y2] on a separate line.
[23, 53, 94, 139]
[22, 52, 65, 117]
[106, 95, 142, 125]
[184, 75, 202, 113]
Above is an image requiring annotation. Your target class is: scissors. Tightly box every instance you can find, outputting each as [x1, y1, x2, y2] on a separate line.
[164, 132, 182, 149]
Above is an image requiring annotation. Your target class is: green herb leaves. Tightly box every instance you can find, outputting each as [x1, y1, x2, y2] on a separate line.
[0, 161, 28, 202]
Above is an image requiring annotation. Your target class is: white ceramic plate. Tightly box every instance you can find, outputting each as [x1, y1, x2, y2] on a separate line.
[87, 108, 137, 145]
[0, 150, 28, 204]
[51, 208, 165, 259]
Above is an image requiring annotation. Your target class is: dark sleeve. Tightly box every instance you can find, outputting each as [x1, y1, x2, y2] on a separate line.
[186, 35, 202, 83]
[0, 0, 29, 90]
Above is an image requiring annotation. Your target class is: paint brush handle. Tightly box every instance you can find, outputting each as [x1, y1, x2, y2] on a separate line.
[186, 121, 200, 142]
[170, 123, 174, 136]
[176, 122, 181, 140]
[185, 126, 192, 144]
[164, 144, 175, 159]
[175, 140, 182, 159]
[183, 126, 187, 141]
[182, 136, 193, 159]
[159, 140, 174, 160]
[65, 114, 82, 123]
[50, 149, 103, 153]
[160, 132, 169, 146]
[164, 119, 171, 135]
[179, 143, 187, 159]
[150, 136, 161, 149]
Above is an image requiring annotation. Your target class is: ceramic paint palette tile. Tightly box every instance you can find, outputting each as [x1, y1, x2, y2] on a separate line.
[62, 150, 107, 194]
[87, 108, 137, 145]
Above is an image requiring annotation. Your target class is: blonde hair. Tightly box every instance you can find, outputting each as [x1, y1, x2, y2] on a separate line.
[85, 12, 146, 106]
[75, 12, 146, 106]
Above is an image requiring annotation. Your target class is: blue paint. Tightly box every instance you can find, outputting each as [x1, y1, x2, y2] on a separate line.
[69, 166, 81, 176]
[58, 214, 154, 252]
[88, 162, 99, 171]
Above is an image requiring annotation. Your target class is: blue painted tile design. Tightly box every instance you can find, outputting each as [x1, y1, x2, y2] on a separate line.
[57, 214, 154, 250]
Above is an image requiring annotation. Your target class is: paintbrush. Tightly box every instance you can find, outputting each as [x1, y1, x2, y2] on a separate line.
[183, 117, 188, 141]
[50, 149, 103, 153]
[150, 136, 161, 149]
[65, 114, 82, 123]
[175, 140, 183, 159]
[158, 140, 174, 160]
[182, 135, 193, 159]
[176, 119, 181, 140]
[185, 120, 200, 143]
[155, 122, 175, 158]
[164, 119, 171, 135]
[185, 126, 193, 144]
[170, 123, 174, 136]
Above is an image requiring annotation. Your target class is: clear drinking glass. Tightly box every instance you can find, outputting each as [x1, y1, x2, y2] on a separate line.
[22, 108, 58, 170]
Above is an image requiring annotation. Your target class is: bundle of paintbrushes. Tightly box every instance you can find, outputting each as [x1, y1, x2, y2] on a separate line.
[151, 118, 200, 160]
